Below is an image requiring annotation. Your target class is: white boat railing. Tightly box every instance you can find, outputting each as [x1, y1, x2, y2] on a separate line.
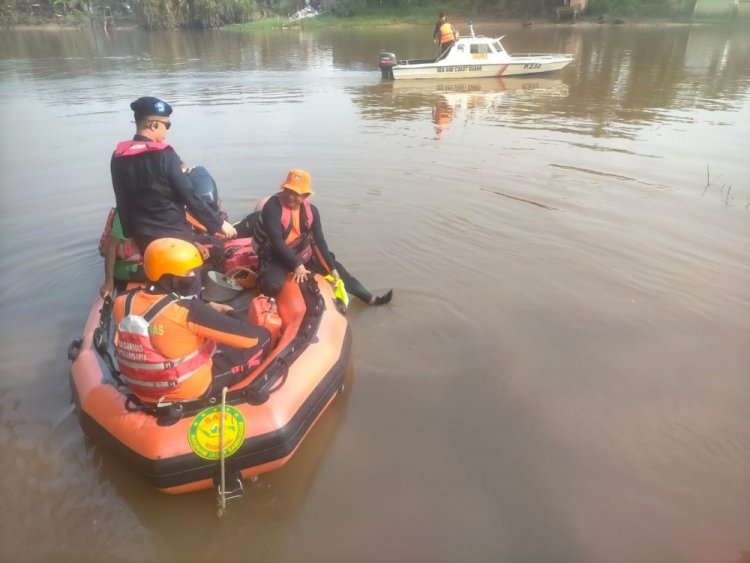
[511, 53, 574, 58]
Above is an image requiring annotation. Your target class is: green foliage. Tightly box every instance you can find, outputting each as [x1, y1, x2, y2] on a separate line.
[60, 11, 90, 25]
[130, 0, 256, 29]
[52, 0, 79, 15]
[0, 0, 690, 27]
[332, 0, 366, 17]
[587, 0, 672, 16]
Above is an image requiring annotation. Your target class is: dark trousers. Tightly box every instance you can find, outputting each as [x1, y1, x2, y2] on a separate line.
[205, 336, 271, 397]
[440, 40, 454, 56]
[259, 253, 373, 303]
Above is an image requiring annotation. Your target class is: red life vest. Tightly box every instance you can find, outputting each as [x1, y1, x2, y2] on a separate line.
[113, 140, 170, 159]
[98, 208, 142, 262]
[280, 194, 314, 262]
[223, 238, 259, 272]
[115, 292, 216, 403]
[278, 194, 313, 232]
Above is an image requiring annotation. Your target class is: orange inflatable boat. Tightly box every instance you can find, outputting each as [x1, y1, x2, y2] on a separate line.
[67, 275, 350, 495]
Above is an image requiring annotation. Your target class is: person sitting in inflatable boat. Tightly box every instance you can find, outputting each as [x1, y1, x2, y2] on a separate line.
[252, 169, 393, 306]
[113, 237, 270, 404]
[111, 97, 237, 254]
[100, 166, 232, 298]
[99, 208, 146, 298]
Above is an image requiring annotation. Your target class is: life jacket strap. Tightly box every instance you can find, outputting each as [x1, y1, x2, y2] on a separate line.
[119, 363, 204, 388]
[124, 291, 181, 323]
[116, 340, 215, 371]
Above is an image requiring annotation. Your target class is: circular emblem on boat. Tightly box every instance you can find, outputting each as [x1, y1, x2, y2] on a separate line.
[188, 405, 246, 460]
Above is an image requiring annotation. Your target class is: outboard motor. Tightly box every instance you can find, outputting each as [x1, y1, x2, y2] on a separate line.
[379, 52, 396, 80]
[188, 166, 219, 210]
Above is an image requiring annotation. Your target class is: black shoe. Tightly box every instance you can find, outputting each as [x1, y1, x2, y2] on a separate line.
[372, 290, 393, 305]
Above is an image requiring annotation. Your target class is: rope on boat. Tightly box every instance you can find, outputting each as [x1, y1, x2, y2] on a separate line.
[215, 386, 245, 518]
[217, 386, 228, 519]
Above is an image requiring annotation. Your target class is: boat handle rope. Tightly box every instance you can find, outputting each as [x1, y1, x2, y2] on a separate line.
[217, 386, 228, 518]
[91, 296, 169, 418]
[94, 296, 128, 389]
[216, 386, 244, 517]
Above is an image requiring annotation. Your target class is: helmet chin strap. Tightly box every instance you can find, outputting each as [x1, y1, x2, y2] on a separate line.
[157, 274, 202, 297]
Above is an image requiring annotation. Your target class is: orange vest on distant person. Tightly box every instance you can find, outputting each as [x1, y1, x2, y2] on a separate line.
[439, 22, 455, 44]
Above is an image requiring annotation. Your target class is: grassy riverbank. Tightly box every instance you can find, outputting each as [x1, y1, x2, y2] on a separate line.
[228, 9, 687, 32]
[6, 2, 740, 31]
[228, 5, 457, 31]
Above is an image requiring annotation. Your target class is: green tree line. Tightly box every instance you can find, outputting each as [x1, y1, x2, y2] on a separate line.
[1, 0, 679, 28]
[332, 0, 677, 18]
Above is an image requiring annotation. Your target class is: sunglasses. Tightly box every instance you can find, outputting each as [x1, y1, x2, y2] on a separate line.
[148, 119, 171, 130]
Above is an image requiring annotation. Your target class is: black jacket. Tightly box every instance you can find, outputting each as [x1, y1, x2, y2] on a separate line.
[110, 135, 222, 241]
[254, 195, 335, 271]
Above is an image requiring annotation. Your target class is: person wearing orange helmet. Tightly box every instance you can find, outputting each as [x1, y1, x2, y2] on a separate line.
[252, 169, 393, 306]
[113, 238, 270, 403]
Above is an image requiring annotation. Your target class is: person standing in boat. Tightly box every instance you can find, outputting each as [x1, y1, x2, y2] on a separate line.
[110, 96, 237, 254]
[253, 169, 393, 306]
[113, 238, 270, 403]
[432, 13, 445, 45]
[433, 13, 458, 56]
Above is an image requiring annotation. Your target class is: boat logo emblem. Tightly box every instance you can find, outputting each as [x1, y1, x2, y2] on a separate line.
[188, 405, 246, 460]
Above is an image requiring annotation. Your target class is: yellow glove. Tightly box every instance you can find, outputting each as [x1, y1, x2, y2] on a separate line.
[323, 275, 349, 309]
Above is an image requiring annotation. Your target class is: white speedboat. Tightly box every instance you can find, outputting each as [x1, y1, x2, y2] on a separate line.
[379, 25, 573, 80]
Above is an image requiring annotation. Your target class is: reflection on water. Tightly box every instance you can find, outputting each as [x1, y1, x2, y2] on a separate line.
[354, 77, 569, 139]
[345, 25, 750, 143]
[1, 23, 749, 563]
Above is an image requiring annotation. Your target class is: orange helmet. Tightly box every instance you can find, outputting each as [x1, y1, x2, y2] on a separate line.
[280, 169, 313, 195]
[144, 238, 203, 282]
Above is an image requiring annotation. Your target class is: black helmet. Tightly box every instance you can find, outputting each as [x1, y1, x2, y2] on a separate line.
[189, 166, 219, 210]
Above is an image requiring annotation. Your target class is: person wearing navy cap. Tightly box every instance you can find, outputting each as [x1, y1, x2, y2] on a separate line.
[110, 96, 237, 254]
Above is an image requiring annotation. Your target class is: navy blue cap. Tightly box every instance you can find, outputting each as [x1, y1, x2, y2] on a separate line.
[130, 97, 173, 119]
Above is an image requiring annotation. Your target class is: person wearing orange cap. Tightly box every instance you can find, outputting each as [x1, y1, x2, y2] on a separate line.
[252, 169, 393, 306]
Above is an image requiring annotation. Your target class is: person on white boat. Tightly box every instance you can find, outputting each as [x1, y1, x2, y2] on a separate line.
[433, 13, 458, 56]
[432, 13, 444, 43]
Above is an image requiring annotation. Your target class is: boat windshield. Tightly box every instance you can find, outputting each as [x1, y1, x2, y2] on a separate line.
[493, 41, 504, 53]
[470, 43, 492, 55]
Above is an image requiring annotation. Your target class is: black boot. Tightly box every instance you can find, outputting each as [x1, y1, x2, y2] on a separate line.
[372, 289, 393, 305]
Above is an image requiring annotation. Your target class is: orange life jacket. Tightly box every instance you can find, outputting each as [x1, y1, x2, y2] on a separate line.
[439, 22, 455, 44]
[253, 194, 315, 264]
[115, 292, 216, 403]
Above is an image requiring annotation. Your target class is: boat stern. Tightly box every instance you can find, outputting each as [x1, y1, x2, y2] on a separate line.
[379, 52, 396, 80]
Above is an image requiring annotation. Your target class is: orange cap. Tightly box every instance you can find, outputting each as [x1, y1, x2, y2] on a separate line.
[280, 169, 313, 195]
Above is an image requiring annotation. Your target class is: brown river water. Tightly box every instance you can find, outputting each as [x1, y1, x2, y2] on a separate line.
[0, 22, 748, 563]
